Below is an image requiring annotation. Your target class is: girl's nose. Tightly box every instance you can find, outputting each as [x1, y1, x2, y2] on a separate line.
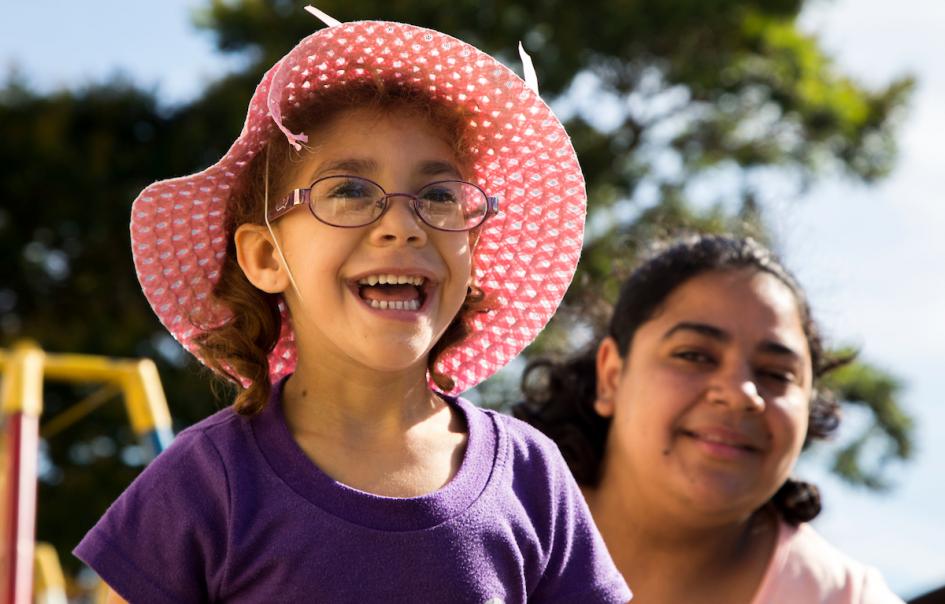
[369, 195, 428, 247]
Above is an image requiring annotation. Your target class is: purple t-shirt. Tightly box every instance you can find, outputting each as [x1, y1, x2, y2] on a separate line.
[74, 380, 630, 603]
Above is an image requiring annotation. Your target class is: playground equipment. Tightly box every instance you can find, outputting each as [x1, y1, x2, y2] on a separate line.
[0, 340, 174, 604]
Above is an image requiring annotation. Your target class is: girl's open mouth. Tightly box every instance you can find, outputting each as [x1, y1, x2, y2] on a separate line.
[354, 274, 429, 312]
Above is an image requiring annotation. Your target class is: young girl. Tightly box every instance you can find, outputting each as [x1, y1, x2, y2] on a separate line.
[74, 8, 630, 603]
[517, 235, 903, 603]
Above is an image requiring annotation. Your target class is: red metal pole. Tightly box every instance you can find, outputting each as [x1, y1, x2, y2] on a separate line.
[0, 343, 44, 604]
[1, 412, 39, 604]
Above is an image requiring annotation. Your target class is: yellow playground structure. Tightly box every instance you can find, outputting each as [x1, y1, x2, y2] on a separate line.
[0, 341, 174, 603]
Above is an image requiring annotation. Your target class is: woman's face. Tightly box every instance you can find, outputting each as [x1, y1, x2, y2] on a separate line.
[595, 268, 813, 523]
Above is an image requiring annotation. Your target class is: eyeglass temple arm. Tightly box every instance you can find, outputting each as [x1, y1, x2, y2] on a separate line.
[267, 189, 311, 222]
[486, 196, 500, 218]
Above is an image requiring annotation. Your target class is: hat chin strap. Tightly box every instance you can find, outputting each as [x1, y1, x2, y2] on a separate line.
[264, 146, 305, 304]
[518, 43, 539, 94]
[304, 5, 341, 27]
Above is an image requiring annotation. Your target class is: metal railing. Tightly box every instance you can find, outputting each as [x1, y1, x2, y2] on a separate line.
[0, 341, 174, 603]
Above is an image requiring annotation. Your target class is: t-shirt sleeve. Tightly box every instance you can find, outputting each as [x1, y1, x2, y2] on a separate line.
[860, 566, 905, 604]
[73, 429, 230, 604]
[529, 439, 631, 603]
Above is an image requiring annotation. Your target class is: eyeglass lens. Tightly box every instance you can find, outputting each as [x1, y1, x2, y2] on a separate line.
[310, 176, 487, 231]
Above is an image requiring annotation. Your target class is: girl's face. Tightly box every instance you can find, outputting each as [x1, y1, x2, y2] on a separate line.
[259, 107, 473, 376]
[595, 268, 812, 523]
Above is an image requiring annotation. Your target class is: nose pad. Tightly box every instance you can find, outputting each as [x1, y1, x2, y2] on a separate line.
[371, 194, 427, 245]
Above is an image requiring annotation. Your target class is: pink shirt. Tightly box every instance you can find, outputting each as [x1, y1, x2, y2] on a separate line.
[751, 521, 903, 603]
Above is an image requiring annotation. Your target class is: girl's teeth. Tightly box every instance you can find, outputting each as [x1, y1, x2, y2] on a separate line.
[366, 299, 420, 311]
[358, 275, 425, 286]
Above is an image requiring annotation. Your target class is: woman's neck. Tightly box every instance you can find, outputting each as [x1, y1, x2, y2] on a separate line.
[584, 479, 778, 604]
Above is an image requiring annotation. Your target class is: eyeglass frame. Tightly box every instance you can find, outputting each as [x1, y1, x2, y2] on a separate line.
[267, 175, 500, 232]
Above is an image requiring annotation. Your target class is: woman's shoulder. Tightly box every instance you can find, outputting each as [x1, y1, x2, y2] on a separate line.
[755, 521, 903, 603]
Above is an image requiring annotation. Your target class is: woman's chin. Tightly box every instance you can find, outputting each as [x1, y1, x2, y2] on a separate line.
[671, 480, 769, 523]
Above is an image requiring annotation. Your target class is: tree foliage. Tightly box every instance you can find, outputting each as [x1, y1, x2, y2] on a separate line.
[1, 0, 914, 571]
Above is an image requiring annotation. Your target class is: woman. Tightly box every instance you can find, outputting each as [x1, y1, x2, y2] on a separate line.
[517, 234, 902, 603]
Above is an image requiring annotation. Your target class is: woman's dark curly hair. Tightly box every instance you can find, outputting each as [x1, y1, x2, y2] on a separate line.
[515, 234, 851, 525]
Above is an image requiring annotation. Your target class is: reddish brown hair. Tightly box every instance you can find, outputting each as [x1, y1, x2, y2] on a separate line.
[193, 82, 491, 415]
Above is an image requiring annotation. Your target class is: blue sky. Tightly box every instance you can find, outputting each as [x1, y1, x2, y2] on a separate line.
[3, 0, 943, 598]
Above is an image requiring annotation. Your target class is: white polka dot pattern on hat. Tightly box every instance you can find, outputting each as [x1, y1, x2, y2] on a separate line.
[130, 20, 586, 393]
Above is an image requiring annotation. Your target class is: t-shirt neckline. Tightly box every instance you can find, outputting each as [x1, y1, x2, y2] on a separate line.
[252, 376, 497, 531]
[748, 518, 793, 604]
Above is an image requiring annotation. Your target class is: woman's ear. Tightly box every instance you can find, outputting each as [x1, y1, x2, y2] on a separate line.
[234, 224, 289, 294]
[594, 337, 624, 418]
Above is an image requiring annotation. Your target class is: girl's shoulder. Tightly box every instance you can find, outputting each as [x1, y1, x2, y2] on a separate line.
[73, 406, 249, 602]
[452, 398, 631, 603]
[454, 398, 576, 498]
[146, 405, 248, 472]
[456, 398, 565, 466]
[752, 521, 903, 604]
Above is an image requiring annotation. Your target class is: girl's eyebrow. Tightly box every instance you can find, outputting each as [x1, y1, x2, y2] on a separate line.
[309, 159, 462, 181]
[418, 160, 463, 179]
[662, 321, 801, 360]
[312, 158, 377, 179]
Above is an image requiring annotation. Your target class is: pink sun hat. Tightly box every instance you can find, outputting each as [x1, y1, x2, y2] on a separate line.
[130, 7, 587, 394]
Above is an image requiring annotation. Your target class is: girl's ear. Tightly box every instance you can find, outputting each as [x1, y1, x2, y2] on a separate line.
[234, 224, 289, 294]
[594, 336, 624, 418]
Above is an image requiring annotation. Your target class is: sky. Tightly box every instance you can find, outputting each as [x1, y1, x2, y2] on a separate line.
[2, 0, 943, 599]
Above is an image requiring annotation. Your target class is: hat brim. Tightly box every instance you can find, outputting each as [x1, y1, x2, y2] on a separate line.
[130, 20, 586, 393]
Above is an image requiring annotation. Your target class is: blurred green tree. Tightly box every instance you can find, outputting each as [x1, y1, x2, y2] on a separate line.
[1, 0, 913, 572]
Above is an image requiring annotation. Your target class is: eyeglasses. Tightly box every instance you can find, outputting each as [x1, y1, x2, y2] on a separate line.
[268, 175, 499, 232]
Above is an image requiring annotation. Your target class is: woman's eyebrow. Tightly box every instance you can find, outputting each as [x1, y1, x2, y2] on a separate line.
[662, 322, 803, 361]
[757, 340, 802, 361]
[662, 321, 728, 342]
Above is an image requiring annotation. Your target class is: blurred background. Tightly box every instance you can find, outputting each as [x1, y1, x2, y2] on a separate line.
[1, 0, 942, 600]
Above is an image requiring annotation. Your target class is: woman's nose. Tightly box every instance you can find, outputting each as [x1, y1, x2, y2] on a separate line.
[707, 364, 765, 413]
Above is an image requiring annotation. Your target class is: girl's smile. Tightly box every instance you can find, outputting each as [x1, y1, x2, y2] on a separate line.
[350, 270, 434, 315]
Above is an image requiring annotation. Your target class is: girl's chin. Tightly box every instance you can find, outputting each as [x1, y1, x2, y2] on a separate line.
[353, 348, 433, 375]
